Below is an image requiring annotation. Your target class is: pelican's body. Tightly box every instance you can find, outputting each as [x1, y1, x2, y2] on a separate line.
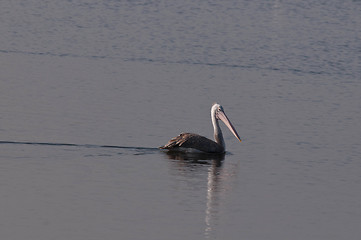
[160, 103, 241, 153]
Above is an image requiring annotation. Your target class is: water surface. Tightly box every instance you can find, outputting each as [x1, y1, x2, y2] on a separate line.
[1, 0, 361, 239]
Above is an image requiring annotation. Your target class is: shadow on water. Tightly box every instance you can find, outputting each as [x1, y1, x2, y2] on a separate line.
[162, 150, 225, 165]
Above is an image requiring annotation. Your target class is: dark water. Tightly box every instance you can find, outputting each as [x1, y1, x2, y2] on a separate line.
[1, 0, 361, 239]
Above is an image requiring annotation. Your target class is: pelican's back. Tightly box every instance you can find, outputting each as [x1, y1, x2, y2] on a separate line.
[159, 133, 224, 153]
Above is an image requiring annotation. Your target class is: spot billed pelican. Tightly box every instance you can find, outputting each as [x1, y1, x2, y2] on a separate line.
[160, 103, 241, 153]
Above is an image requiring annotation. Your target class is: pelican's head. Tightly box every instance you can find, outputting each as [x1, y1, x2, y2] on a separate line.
[211, 103, 242, 142]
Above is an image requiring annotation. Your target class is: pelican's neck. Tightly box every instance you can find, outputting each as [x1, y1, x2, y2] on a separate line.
[211, 108, 225, 149]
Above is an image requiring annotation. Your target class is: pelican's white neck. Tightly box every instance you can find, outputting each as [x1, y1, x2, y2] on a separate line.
[211, 104, 225, 149]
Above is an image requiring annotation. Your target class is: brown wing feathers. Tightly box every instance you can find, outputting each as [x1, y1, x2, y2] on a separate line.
[160, 133, 224, 153]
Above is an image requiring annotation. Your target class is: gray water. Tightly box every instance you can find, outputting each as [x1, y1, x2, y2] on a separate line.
[1, 0, 361, 239]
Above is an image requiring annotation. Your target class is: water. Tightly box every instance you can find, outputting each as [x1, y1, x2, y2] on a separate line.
[1, 0, 361, 239]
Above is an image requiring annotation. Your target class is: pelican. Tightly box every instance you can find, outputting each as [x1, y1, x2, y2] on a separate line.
[160, 103, 242, 153]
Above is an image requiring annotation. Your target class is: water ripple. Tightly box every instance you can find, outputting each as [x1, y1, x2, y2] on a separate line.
[0, 49, 345, 77]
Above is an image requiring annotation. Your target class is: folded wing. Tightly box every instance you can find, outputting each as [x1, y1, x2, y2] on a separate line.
[159, 133, 224, 153]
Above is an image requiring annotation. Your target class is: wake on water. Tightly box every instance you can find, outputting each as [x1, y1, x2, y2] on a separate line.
[0, 140, 228, 161]
[0, 140, 159, 155]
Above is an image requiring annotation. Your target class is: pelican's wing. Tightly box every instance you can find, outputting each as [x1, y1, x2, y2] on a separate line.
[160, 133, 224, 153]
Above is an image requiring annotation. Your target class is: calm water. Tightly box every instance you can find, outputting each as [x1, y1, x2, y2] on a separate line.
[1, 0, 361, 239]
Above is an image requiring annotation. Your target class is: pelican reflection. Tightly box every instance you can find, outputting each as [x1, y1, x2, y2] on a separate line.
[164, 151, 239, 239]
[164, 150, 225, 163]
